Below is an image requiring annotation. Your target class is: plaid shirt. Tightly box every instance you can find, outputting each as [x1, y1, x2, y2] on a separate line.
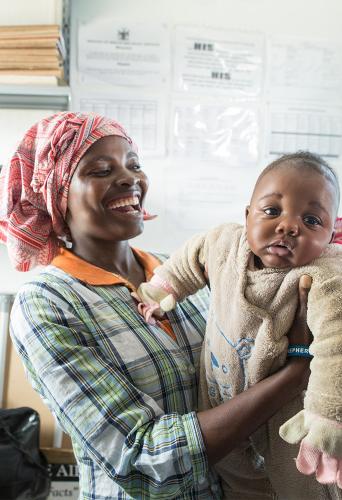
[10, 251, 221, 499]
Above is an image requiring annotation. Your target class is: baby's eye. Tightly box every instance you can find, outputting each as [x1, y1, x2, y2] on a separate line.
[303, 215, 321, 226]
[264, 207, 280, 216]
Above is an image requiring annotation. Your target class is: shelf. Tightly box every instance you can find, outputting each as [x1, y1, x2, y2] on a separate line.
[0, 85, 70, 110]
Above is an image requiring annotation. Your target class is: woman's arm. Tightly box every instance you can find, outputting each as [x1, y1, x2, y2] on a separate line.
[198, 357, 309, 464]
[198, 275, 312, 464]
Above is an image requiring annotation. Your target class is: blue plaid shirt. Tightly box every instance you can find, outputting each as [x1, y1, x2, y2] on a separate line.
[10, 252, 221, 499]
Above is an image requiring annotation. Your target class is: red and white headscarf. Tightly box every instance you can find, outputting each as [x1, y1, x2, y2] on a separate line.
[0, 111, 135, 271]
[335, 217, 342, 245]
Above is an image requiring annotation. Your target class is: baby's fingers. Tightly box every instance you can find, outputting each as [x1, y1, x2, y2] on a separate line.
[316, 453, 340, 484]
[296, 440, 320, 475]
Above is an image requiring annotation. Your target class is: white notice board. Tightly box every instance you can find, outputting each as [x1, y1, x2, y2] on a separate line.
[69, 0, 342, 253]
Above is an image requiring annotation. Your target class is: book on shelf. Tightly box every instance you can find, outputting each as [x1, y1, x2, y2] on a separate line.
[0, 24, 60, 39]
[0, 57, 61, 65]
[0, 48, 60, 58]
[0, 38, 59, 49]
[0, 24, 66, 85]
[0, 61, 62, 70]
[0, 68, 64, 77]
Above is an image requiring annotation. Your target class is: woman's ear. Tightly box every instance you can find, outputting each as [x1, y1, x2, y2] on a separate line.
[245, 206, 250, 225]
[329, 230, 336, 243]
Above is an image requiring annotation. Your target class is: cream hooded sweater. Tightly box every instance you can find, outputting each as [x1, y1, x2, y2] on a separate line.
[153, 223, 342, 456]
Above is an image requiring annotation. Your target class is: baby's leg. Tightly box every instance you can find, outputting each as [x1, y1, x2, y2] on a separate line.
[215, 445, 276, 500]
[253, 395, 342, 500]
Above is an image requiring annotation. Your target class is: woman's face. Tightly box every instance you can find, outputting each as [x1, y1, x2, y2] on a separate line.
[66, 135, 149, 245]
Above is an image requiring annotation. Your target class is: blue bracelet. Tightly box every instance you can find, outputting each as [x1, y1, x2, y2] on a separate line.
[287, 344, 313, 358]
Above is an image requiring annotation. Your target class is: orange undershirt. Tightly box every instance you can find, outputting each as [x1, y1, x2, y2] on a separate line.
[52, 248, 176, 341]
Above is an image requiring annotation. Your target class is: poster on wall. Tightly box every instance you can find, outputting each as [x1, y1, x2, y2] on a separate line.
[72, 91, 166, 156]
[164, 164, 255, 235]
[267, 36, 342, 103]
[170, 99, 260, 165]
[78, 19, 169, 87]
[173, 26, 264, 96]
[265, 102, 342, 160]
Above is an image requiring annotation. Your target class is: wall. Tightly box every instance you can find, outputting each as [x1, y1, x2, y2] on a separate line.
[0, 0, 66, 447]
[0, 1, 62, 292]
[0, 0, 342, 293]
[0, 0, 62, 25]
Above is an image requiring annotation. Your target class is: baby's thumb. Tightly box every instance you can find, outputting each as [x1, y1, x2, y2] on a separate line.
[280, 410, 307, 444]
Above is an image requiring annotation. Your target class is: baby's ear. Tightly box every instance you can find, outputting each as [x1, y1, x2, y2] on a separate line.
[245, 206, 250, 224]
[329, 230, 336, 243]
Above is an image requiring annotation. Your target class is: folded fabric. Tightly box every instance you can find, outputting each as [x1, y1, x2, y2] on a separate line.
[280, 410, 342, 486]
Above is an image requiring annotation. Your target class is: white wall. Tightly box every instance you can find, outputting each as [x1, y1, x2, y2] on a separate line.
[68, 0, 342, 40]
[0, 0, 62, 25]
[0, 0, 62, 292]
[0, 0, 342, 293]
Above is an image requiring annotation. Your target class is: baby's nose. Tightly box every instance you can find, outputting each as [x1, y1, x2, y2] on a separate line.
[276, 218, 299, 236]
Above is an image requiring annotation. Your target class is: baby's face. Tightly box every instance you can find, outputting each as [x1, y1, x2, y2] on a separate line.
[246, 166, 336, 268]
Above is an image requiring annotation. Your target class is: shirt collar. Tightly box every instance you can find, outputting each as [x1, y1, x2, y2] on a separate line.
[51, 248, 160, 290]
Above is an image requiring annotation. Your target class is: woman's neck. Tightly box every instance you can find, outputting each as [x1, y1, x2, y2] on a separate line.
[70, 239, 146, 289]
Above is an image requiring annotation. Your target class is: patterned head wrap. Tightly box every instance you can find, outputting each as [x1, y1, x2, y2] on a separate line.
[0, 111, 136, 271]
[335, 217, 342, 245]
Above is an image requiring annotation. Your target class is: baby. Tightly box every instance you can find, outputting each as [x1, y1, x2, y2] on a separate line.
[137, 151, 342, 499]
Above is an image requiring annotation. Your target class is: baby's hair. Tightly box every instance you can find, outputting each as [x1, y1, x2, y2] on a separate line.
[257, 151, 340, 215]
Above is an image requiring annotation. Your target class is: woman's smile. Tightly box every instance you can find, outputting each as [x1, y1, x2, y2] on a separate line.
[106, 192, 142, 216]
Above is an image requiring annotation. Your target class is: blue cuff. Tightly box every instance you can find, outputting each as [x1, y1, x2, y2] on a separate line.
[287, 344, 313, 358]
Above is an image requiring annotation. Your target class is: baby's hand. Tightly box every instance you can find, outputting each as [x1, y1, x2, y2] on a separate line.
[132, 276, 177, 324]
[280, 410, 342, 487]
[297, 439, 342, 488]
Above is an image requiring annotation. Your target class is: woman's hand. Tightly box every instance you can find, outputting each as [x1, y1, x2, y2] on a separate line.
[285, 274, 313, 391]
[287, 274, 313, 347]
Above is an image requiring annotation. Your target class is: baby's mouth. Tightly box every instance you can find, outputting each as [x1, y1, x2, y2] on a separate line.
[106, 195, 141, 214]
[267, 240, 293, 257]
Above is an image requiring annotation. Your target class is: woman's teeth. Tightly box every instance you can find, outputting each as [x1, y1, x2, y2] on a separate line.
[107, 196, 140, 210]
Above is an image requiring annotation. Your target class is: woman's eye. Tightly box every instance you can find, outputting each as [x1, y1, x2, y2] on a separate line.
[131, 163, 142, 171]
[91, 169, 111, 177]
[304, 215, 321, 226]
[264, 207, 279, 216]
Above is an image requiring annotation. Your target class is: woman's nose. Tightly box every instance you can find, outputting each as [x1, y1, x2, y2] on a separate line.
[275, 218, 299, 237]
[115, 171, 140, 187]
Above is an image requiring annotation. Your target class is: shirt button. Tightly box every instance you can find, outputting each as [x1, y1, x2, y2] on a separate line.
[188, 365, 196, 375]
[198, 476, 207, 485]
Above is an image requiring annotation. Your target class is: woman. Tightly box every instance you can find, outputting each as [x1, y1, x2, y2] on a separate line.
[0, 112, 312, 499]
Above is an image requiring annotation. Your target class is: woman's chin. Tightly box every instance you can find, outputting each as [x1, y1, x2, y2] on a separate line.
[118, 222, 145, 241]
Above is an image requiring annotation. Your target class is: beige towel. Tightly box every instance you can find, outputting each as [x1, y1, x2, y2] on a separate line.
[155, 223, 342, 456]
